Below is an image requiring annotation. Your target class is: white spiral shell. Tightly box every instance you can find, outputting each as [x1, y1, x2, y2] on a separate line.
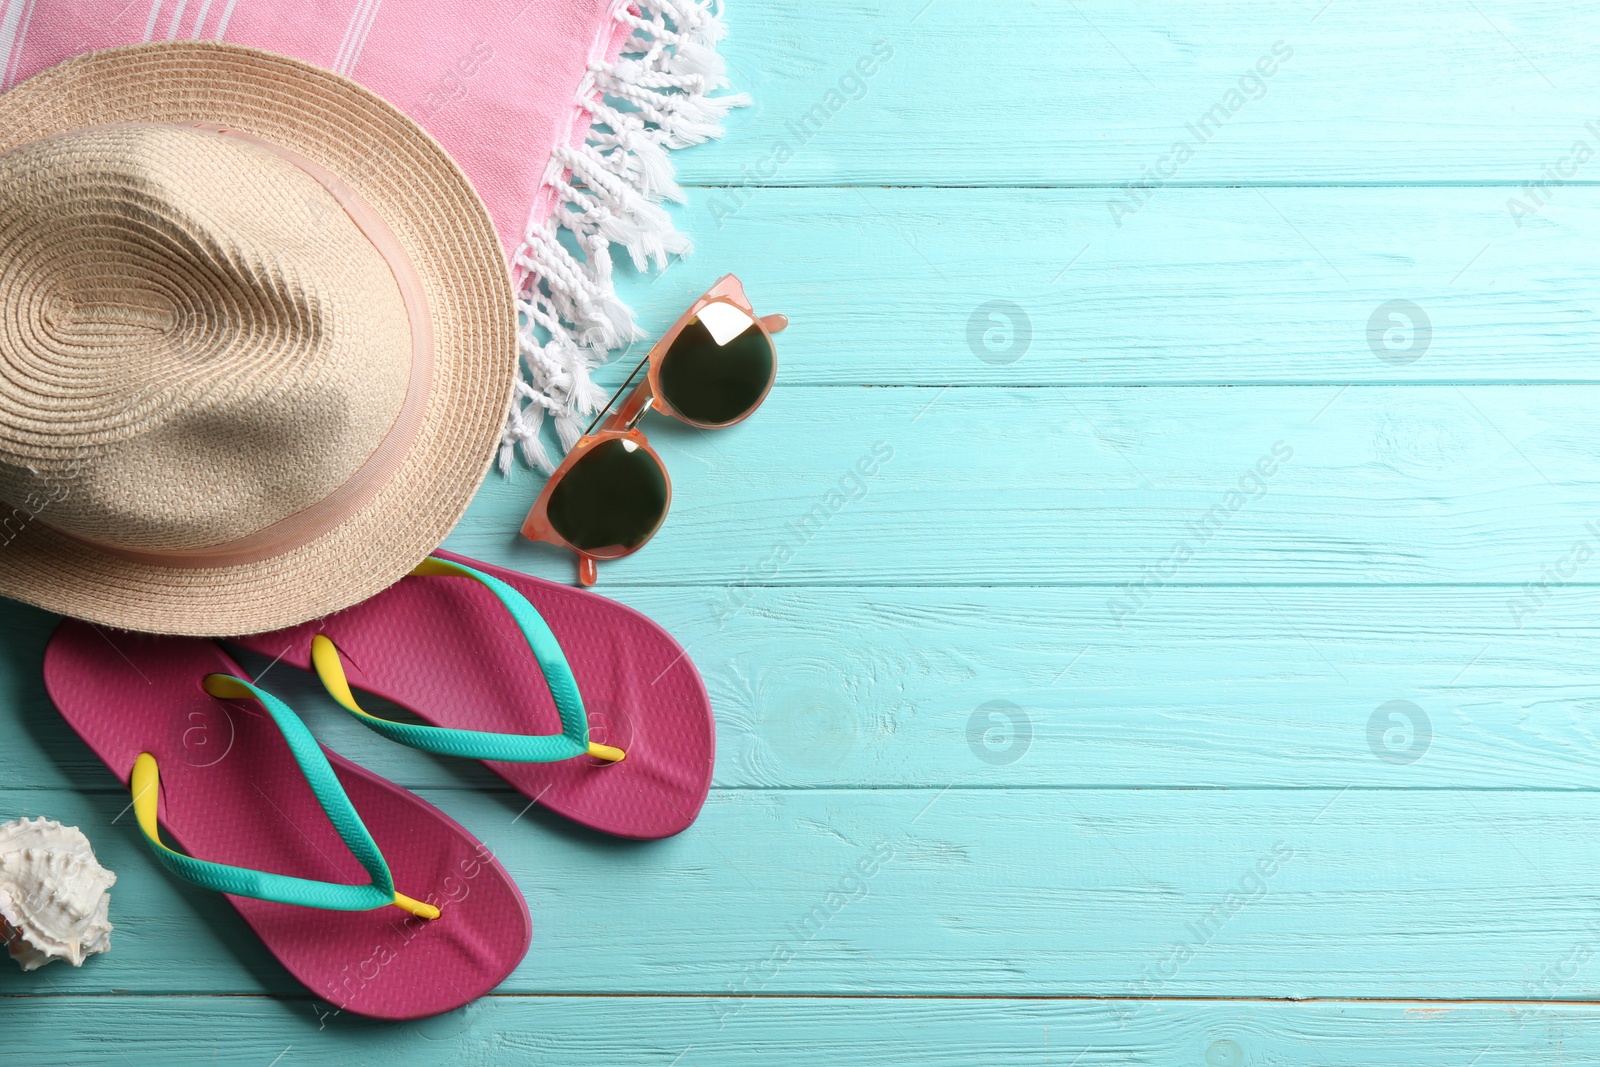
[0, 817, 115, 971]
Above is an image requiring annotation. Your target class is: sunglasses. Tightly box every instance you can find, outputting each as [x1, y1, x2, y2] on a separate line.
[521, 274, 787, 585]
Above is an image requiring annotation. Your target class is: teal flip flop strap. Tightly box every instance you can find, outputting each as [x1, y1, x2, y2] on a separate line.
[310, 555, 624, 764]
[130, 674, 439, 919]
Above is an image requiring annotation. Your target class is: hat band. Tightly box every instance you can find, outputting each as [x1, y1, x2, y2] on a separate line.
[37, 123, 436, 570]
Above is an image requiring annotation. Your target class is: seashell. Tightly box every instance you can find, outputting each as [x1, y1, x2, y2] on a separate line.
[0, 817, 115, 971]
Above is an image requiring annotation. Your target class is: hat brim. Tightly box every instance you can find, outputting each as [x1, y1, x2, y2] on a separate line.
[0, 42, 516, 636]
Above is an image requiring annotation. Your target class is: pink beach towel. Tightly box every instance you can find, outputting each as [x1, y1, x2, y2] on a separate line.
[0, 0, 745, 470]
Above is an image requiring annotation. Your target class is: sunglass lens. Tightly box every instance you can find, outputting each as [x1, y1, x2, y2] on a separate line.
[657, 301, 775, 426]
[546, 438, 668, 557]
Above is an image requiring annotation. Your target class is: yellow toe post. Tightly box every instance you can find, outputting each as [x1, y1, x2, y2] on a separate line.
[392, 892, 441, 920]
[202, 673, 255, 701]
[130, 752, 163, 844]
[587, 741, 625, 763]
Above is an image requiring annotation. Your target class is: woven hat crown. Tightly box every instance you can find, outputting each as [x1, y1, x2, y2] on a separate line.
[0, 122, 413, 555]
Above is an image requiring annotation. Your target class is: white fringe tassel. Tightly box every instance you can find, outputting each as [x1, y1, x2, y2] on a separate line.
[501, 0, 750, 473]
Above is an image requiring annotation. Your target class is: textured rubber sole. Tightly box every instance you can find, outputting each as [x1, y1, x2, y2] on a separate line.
[44, 621, 532, 1020]
[232, 550, 715, 839]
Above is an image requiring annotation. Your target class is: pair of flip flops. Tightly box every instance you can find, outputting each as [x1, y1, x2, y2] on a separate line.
[42, 550, 714, 1020]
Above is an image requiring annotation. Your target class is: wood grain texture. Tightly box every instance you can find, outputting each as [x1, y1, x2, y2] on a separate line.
[12, 996, 1600, 1065]
[610, 186, 1600, 386]
[686, 0, 1600, 186]
[11, 784, 1600, 1000]
[451, 385, 1600, 587]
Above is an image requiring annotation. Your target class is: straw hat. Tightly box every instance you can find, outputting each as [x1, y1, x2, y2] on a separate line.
[0, 42, 516, 636]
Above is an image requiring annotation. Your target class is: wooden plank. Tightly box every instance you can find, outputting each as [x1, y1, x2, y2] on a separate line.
[611, 186, 1600, 386]
[12, 995, 1600, 1065]
[14, 583, 1600, 793]
[451, 384, 1600, 587]
[635, 584, 1600, 792]
[684, 0, 1600, 185]
[10, 784, 1600, 999]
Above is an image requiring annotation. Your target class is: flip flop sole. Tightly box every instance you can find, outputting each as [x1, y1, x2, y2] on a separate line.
[43, 620, 531, 1020]
[233, 550, 715, 839]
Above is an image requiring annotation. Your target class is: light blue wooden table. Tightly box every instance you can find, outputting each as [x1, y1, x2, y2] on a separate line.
[11, 1, 1600, 1062]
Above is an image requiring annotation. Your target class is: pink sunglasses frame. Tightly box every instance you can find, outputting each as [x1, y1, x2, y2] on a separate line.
[520, 274, 788, 585]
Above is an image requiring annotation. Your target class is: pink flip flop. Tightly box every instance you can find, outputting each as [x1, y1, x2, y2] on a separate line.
[231, 550, 714, 840]
[43, 621, 531, 1020]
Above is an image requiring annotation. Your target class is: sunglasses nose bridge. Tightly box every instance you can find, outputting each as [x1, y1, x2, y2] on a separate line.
[759, 313, 788, 334]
